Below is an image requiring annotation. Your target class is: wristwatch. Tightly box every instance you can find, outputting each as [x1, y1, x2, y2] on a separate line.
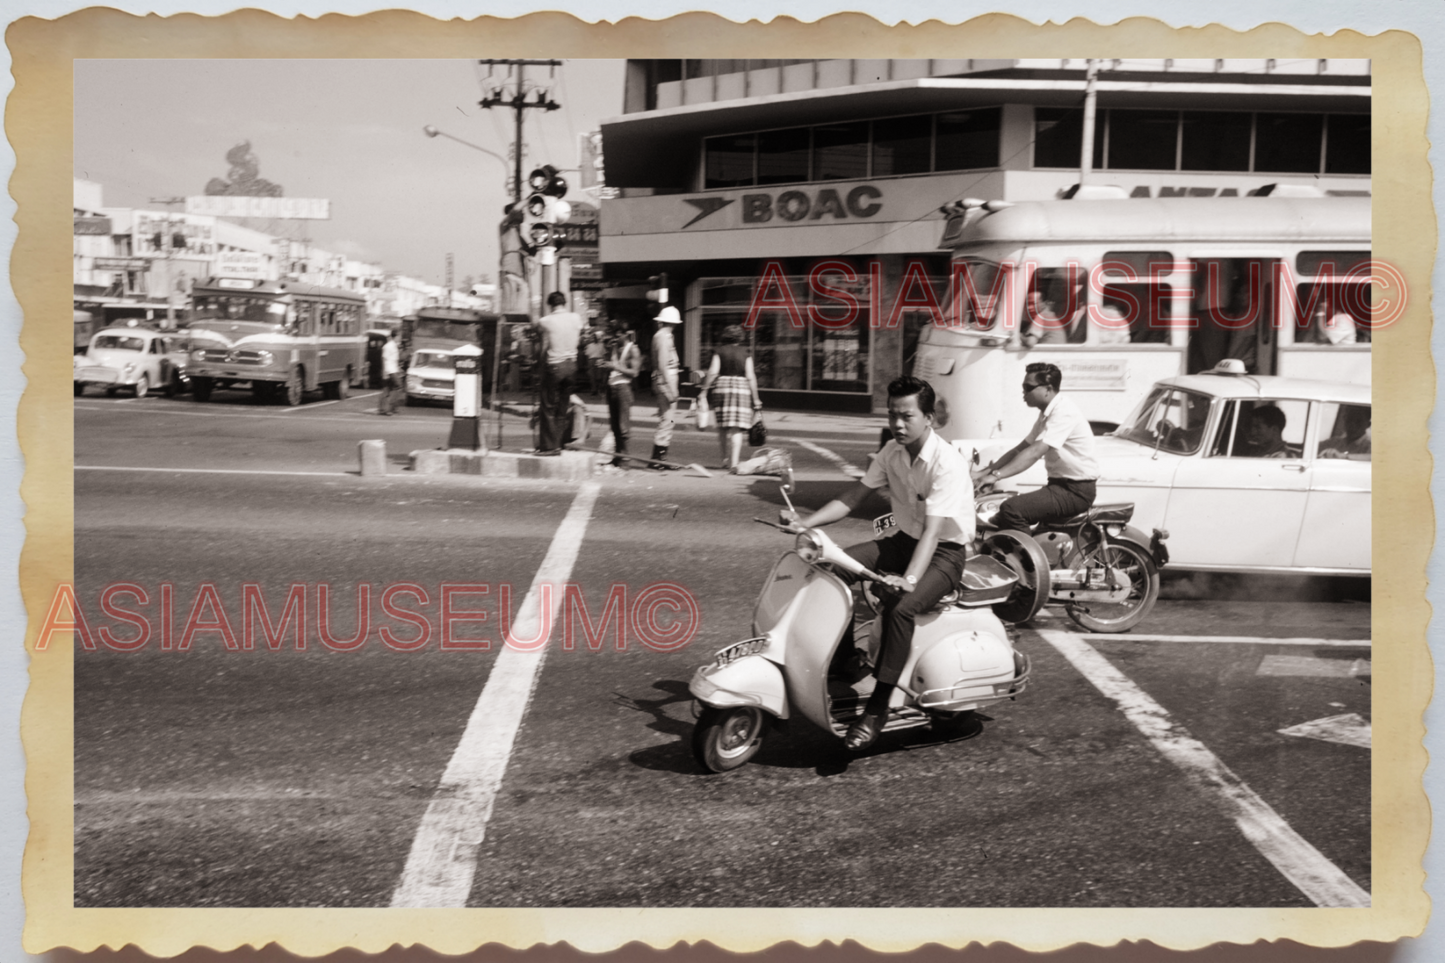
[904, 574, 917, 585]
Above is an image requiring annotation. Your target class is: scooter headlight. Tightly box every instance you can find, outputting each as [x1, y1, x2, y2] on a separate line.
[794, 530, 822, 563]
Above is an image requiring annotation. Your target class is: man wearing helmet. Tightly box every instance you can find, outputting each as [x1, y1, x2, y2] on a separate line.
[781, 376, 974, 752]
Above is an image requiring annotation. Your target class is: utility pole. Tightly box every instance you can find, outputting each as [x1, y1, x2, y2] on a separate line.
[1079, 59, 1100, 186]
[478, 59, 562, 206]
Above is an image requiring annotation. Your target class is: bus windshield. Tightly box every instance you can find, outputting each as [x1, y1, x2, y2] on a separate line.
[943, 259, 1007, 328]
[190, 294, 281, 324]
[412, 319, 478, 342]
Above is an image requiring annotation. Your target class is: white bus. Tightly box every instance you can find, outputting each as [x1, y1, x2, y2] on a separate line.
[916, 192, 1372, 441]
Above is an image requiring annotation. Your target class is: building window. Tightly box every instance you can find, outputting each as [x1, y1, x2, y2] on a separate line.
[935, 108, 1002, 171]
[813, 121, 871, 180]
[705, 133, 756, 188]
[1180, 111, 1252, 172]
[1105, 109, 1180, 171]
[1326, 114, 1371, 174]
[756, 127, 810, 185]
[1033, 107, 1103, 170]
[872, 115, 933, 177]
[1254, 112, 1325, 173]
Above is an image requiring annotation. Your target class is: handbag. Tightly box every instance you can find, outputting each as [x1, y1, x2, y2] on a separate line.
[748, 413, 767, 448]
[695, 395, 713, 431]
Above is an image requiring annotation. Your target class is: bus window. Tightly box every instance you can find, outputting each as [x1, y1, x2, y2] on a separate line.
[943, 259, 1007, 329]
[1189, 258, 1277, 374]
[1024, 268, 1087, 344]
[1100, 252, 1176, 344]
[295, 302, 315, 336]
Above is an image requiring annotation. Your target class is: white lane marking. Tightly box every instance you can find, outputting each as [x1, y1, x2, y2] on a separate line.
[794, 439, 864, 478]
[277, 391, 379, 412]
[391, 481, 601, 908]
[77, 465, 352, 478]
[1036, 628, 1369, 908]
[1257, 654, 1371, 677]
[1089, 634, 1370, 648]
[1278, 713, 1371, 749]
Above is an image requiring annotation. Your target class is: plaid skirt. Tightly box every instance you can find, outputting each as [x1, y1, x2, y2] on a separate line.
[708, 375, 755, 429]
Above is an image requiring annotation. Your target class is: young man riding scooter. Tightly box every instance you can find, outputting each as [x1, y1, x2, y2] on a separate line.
[780, 376, 975, 752]
[970, 361, 1100, 531]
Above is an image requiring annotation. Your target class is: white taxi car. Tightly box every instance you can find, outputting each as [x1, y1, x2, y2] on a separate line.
[405, 348, 458, 405]
[1087, 362, 1370, 575]
[74, 325, 192, 398]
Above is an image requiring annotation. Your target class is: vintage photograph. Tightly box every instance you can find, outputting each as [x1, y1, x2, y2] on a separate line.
[18, 14, 1430, 954]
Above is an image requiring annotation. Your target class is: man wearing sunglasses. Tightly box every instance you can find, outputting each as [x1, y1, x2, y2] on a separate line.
[971, 361, 1099, 532]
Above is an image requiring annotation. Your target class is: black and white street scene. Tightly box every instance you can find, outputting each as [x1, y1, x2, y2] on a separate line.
[69, 57, 1374, 911]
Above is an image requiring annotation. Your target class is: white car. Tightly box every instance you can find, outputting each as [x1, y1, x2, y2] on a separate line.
[405, 348, 458, 405]
[1083, 365, 1370, 575]
[73, 326, 192, 398]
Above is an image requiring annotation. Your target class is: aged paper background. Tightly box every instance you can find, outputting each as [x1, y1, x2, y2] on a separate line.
[6, 5, 1435, 960]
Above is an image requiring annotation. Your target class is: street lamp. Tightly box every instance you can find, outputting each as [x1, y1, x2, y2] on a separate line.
[422, 125, 511, 182]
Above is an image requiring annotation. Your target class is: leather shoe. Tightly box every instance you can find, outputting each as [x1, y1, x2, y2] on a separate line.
[844, 709, 886, 752]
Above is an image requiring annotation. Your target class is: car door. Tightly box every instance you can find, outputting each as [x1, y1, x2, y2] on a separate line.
[1163, 397, 1312, 570]
[1293, 402, 1371, 572]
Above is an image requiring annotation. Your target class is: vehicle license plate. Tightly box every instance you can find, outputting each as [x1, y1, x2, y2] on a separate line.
[872, 513, 897, 537]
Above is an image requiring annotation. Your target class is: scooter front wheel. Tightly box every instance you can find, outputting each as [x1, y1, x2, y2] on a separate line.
[692, 705, 766, 773]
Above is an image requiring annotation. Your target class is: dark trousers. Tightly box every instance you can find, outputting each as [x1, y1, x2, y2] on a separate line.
[994, 478, 1097, 532]
[843, 532, 967, 687]
[607, 381, 633, 463]
[380, 373, 402, 413]
[539, 358, 577, 452]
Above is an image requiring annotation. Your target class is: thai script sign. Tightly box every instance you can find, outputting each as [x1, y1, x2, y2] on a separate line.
[185, 196, 331, 219]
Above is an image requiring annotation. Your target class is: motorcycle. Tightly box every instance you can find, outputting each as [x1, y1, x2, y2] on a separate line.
[973, 488, 1169, 633]
[688, 477, 1035, 773]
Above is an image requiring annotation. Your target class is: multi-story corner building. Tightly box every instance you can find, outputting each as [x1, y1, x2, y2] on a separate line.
[599, 59, 1371, 411]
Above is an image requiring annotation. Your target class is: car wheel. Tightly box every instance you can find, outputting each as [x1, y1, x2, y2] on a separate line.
[191, 377, 214, 402]
[74, 382, 85, 397]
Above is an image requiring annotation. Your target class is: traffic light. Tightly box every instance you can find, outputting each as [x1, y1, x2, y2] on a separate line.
[646, 273, 669, 305]
[522, 165, 572, 265]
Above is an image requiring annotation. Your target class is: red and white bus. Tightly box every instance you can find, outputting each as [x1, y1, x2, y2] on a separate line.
[917, 191, 1374, 441]
[184, 277, 367, 405]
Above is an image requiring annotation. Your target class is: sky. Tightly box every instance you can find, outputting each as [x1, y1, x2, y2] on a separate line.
[74, 58, 627, 286]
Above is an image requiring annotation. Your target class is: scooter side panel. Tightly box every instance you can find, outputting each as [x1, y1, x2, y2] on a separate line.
[775, 567, 854, 732]
[899, 607, 1014, 696]
[689, 655, 789, 719]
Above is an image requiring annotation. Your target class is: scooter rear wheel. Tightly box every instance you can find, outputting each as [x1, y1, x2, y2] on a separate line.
[692, 706, 766, 773]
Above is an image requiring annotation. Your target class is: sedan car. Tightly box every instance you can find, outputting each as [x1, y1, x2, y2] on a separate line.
[1082, 364, 1370, 575]
[74, 325, 192, 398]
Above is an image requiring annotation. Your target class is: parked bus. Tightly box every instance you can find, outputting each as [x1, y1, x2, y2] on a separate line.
[917, 192, 1372, 441]
[184, 277, 367, 405]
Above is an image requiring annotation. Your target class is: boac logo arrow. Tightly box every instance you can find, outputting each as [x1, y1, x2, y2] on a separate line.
[682, 196, 735, 229]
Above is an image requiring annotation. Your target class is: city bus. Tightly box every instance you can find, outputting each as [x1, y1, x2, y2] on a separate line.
[916, 191, 1372, 441]
[184, 277, 368, 405]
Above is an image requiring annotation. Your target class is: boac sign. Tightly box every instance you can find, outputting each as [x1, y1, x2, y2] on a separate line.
[683, 184, 884, 228]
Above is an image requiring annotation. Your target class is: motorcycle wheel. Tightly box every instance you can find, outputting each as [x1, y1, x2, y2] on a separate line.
[983, 530, 1051, 624]
[692, 705, 765, 773]
[1065, 541, 1160, 633]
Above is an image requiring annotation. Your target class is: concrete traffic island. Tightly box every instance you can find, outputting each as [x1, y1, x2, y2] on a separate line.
[409, 446, 599, 481]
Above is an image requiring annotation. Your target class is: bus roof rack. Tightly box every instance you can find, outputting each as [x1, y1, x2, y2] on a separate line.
[1252, 183, 1326, 198]
[1060, 184, 1129, 200]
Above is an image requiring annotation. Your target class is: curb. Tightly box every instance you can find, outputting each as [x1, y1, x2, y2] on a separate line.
[410, 447, 599, 481]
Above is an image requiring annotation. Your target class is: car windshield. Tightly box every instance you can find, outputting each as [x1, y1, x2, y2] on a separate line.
[1115, 386, 1214, 455]
[413, 351, 455, 368]
[190, 294, 281, 324]
[412, 319, 477, 342]
[91, 335, 145, 352]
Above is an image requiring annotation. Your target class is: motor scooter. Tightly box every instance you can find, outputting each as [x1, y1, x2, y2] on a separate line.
[973, 488, 1170, 632]
[688, 478, 1035, 773]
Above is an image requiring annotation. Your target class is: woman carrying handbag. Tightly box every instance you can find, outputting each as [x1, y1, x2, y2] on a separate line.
[699, 324, 763, 472]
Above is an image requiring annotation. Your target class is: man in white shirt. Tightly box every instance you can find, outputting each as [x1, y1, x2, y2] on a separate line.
[534, 291, 583, 454]
[972, 361, 1099, 531]
[378, 331, 401, 416]
[783, 376, 974, 752]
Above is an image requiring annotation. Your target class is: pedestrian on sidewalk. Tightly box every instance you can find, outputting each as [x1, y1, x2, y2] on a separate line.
[378, 331, 402, 415]
[700, 324, 762, 471]
[583, 326, 607, 396]
[601, 322, 641, 470]
[649, 305, 683, 469]
[535, 291, 582, 455]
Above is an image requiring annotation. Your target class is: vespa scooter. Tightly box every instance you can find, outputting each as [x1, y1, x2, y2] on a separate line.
[688, 479, 1035, 773]
[974, 489, 1169, 633]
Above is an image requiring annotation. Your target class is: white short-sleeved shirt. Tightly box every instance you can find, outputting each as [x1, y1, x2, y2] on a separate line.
[861, 430, 975, 544]
[1026, 393, 1099, 480]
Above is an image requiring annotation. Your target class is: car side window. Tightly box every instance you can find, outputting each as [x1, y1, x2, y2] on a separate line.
[1225, 399, 1309, 459]
[1317, 402, 1371, 462]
